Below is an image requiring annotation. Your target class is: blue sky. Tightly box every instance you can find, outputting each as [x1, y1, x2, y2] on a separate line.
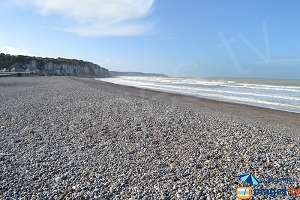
[0, 0, 300, 79]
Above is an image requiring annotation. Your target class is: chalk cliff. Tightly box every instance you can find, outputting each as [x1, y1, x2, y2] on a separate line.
[0, 53, 109, 77]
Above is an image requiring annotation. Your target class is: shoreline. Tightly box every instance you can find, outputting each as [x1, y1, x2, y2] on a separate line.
[95, 76, 300, 115]
[83, 77, 300, 138]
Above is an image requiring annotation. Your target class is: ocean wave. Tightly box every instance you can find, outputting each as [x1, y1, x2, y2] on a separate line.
[96, 77, 300, 113]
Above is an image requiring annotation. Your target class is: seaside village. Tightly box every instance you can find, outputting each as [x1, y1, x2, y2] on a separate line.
[0, 53, 109, 77]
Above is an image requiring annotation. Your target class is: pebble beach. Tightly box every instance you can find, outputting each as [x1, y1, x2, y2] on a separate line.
[0, 76, 299, 199]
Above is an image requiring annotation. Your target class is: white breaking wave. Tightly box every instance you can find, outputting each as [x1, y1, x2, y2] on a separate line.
[96, 76, 300, 114]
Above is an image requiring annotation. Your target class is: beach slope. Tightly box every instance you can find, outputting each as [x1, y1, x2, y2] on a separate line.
[0, 77, 299, 199]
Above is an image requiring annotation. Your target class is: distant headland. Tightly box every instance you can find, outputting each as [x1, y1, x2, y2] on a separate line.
[108, 71, 168, 77]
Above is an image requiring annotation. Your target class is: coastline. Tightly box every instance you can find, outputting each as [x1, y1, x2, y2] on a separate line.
[88, 77, 300, 138]
[95, 76, 300, 115]
[1, 76, 299, 199]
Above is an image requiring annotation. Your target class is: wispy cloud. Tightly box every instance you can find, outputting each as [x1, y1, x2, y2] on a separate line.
[10, 0, 156, 36]
[0, 45, 32, 55]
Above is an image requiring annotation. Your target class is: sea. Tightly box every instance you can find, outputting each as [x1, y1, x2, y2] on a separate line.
[95, 76, 300, 114]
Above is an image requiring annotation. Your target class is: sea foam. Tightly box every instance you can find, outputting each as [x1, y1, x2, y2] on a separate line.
[96, 77, 300, 114]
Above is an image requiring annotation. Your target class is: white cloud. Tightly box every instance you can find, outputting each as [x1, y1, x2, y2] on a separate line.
[0, 45, 31, 55]
[11, 0, 156, 36]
